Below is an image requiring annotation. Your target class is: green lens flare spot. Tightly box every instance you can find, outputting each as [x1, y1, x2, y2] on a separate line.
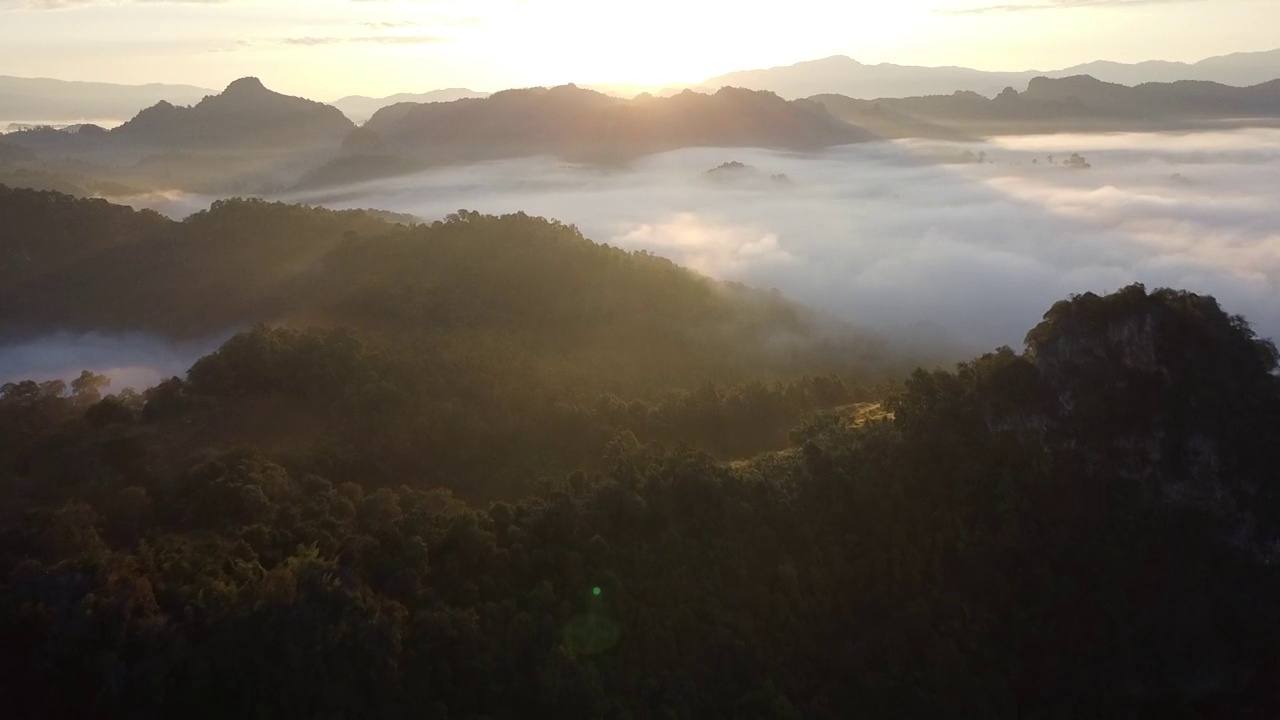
[592, 586, 602, 596]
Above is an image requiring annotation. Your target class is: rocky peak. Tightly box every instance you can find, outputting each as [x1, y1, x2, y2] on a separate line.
[1019, 284, 1280, 558]
[222, 77, 270, 97]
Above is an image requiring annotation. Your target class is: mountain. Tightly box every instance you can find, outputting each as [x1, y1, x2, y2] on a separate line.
[706, 56, 1032, 100]
[701, 47, 1280, 100]
[813, 75, 1280, 138]
[1059, 47, 1280, 87]
[330, 88, 489, 123]
[3, 78, 355, 192]
[0, 75, 211, 125]
[112, 77, 353, 151]
[1022, 75, 1280, 117]
[306, 84, 871, 186]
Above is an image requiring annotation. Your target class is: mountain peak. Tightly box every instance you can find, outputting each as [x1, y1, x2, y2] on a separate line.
[810, 55, 861, 67]
[223, 76, 269, 96]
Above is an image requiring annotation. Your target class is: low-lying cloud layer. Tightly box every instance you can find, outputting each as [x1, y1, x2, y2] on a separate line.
[283, 128, 1280, 355]
[13, 127, 1276, 388]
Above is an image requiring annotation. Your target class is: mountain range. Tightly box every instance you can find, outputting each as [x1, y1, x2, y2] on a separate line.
[1, 79, 867, 192]
[701, 47, 1280, 100]
[3, 78, 354, 192]
[0, 75, 212, 126]
[4, 47, 1278, 129]
[306, 84, 869, 186]
[5, 69, 1280, 194]
[112, 77, 353, 151]
[813, 75, 1280, 139]
[330, 89, 489, 123]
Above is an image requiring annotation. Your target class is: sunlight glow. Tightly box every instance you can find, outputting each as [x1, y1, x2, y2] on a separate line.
[0, 0, 1277, 97]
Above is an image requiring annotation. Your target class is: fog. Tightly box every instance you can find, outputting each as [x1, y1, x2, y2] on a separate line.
[280, 128, 1280, 354]
[26, 127, 1277, 389]
[0, 331, 226, 389]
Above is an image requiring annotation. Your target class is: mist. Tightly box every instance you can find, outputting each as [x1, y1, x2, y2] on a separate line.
[99, 128, 1280, 365]
[0, 330, 227, 389]
[219, 127, 1271, 356]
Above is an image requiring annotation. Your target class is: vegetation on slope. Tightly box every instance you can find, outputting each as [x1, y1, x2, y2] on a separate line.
[1, 188, 889, 496]
[2, 285, 1278, 717]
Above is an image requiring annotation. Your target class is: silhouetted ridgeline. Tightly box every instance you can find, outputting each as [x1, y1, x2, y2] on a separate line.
[329, 88, 489, 124]
[305, 84, 870, 186]
[703, 47, 1280, 99]
[112, 77, 353, 152]
[2, 79, 867, 193]
[6, 73, 1280, 194]
[2, 78, 354, 193]
[2, 279, 1279, 717]
[813, 74, 1280, 136]
[0, 74, 212, 124]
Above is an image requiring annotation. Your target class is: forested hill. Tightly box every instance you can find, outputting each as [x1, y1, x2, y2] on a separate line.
[3, 283, 1280, 717]
[0, 187, 877, 388]
[0, 185, 889, 495]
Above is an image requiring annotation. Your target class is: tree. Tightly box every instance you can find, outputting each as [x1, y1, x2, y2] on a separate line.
[71, 370, 111, 407]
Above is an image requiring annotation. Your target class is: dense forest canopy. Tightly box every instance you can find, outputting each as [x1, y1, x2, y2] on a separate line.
[3, 188, 1280, 716]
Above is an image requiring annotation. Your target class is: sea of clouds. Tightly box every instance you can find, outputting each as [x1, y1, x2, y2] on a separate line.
[284, 128, 1280, 355]
[5, 127, 1279, 387]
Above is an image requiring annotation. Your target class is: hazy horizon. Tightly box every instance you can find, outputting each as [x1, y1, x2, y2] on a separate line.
[2, 0, 1279, 98]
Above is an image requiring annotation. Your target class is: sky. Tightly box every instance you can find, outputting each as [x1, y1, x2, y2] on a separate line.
[0, 0, 1277, 99]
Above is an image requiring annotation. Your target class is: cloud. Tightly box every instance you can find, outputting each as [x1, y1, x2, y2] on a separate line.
[615, 213, 797, 276]
[944, 0, 1211, 13]
[212, 34, 447, 51]
[282, 35, 445, 45]
[265, 128, 1280, 358]
[1, 0, 230, 8]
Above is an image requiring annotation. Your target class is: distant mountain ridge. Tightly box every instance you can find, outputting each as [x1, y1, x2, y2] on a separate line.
[3, 78, 355, 192]
[330, 89, 489, 123]
[811, 74, 1280, 138]
[5, 71, 1280, 194]
[113, 77, 353, 151]
[304, 84, 871, 186]
[703, 47, 1280, 100]
[0, 75, 212, 125]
